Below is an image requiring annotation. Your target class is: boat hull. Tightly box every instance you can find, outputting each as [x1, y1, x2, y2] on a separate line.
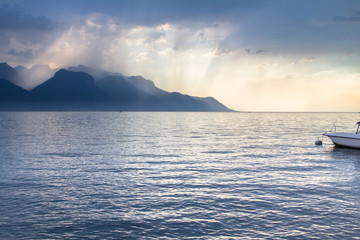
[324, 133, 360, 149]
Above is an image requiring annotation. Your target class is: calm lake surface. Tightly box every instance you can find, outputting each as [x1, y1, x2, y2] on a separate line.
[0, 112, 359, 239]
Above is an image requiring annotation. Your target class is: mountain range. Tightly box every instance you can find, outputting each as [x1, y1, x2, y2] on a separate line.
[0, 62, 233, 112]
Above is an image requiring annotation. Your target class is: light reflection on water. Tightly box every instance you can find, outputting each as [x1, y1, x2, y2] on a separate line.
[0, 112, 359, 239]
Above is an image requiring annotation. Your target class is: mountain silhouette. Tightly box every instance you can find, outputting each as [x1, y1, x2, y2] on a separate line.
[31, 69, 114, 110]
[0, 63, 234, 112]
[14, 65, 28, 74]
[0, 78, 35, 110]
[0, 62, 23, 87]
[65, 65, 233, 111]
[125, 75, 232, 111]
[0, 79, 33, 101]
[157, 92, 209, 111]
[126, 75, 167, 96]
[96, 75, 161, 110]
[195, 96, 232, 112]
[67, 65, 120, 81]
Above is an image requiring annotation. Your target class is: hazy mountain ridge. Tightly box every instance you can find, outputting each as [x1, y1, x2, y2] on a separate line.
[126, 75, 167, 96]
[15, 64, 57, 90]
[0, 62, 23, 87]
[67, 65, 121, 81]
[0, 62, 233, 111]
[68, 65, 233, 111]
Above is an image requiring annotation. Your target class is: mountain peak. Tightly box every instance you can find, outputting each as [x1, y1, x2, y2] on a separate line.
[0, 62, 11, 67]
[66, 65, 120, 81]
[53, 69, 94, 84]
[0, 62, 233, 112]
[30, 64, 51, 71]
[0, 62, 22, 86]
[31, 69, 111, 108]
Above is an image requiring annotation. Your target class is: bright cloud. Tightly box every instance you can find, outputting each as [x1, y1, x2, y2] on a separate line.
[2, 0, 360, 111]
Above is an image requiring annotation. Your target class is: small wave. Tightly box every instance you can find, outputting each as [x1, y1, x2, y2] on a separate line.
[15, 134, 34, 137]
[190, 136, 203, 138]
[127, 154, 181, 158]
[44, 152, 89, 158]
[267, 165, 329, 172]
[202, 150, 235, 154]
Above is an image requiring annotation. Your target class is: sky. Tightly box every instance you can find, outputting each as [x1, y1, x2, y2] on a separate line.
[0, 0, 360, 111]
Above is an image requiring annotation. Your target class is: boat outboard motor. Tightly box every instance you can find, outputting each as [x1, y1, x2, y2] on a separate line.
[315, 138, 322, 145]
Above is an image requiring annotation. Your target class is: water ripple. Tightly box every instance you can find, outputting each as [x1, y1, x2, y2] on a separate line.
[0, 112, 359, 239]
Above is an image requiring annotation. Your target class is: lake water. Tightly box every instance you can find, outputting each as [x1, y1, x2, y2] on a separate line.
[0, 112, 359, 239]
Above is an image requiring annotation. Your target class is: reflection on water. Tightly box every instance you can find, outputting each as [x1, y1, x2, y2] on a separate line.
[0, 112, 359, 239]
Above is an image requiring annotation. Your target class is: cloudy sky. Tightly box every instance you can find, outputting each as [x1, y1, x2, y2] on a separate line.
[1, 0, 360, 111]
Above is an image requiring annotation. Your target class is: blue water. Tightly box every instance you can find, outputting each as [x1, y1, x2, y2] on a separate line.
[0, 112, 359, 239]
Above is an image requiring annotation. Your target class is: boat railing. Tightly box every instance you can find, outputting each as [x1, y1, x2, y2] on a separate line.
[325, 123, 360, 134]
[329, 124, 336, 133]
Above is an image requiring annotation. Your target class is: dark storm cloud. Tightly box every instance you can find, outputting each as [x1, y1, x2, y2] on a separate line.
[120, 0, 260, 25]
[6, 0, 262, 26]
[245, 49, 267, 55]
[333, 11, 360, 23]
[8, 48, 34, 58]
[0, 4, 57, 30]
[0, 3, 63, 64]
[1, 0, 360, 67]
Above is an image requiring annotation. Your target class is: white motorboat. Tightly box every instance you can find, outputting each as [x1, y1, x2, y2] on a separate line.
[324, 122, 360, 149]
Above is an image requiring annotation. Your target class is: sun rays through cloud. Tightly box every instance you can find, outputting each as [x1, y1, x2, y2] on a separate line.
[1, 0, 360, 111]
